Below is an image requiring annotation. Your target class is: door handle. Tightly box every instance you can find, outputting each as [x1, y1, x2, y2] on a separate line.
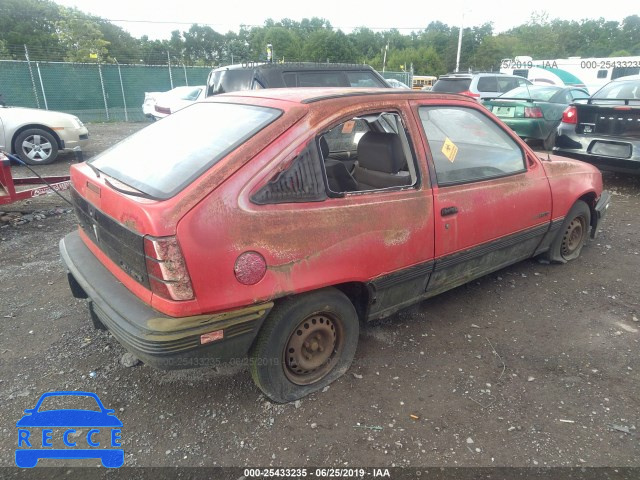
[441, 206, 458, 217]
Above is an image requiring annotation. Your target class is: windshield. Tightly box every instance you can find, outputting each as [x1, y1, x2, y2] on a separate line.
[592, 79, 640, 100]
[176, 86, 203, 101]
[500, 86, 560, 101]
[91, 102, 281, 199]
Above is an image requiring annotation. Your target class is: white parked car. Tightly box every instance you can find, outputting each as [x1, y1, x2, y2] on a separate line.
[142, 85, 206, 121]
[386, 78, 411, 89]
[0, 106, 89, 165]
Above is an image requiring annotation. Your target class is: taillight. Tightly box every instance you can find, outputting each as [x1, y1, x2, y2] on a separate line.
[562, 106, 578, 124]
[460, 90, 481, 98]
[154, 105, 171, 115]
[524, 107, 544, 118]
[144, 236, 194, 301]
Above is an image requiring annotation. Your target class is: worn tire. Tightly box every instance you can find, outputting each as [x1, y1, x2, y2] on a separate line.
[249, 288, 359, 403]
[542, 200, 591, 263]
[14, 128, 59, 165]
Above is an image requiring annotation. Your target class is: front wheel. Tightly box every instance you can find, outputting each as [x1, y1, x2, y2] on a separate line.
[14, 128, 59, 165]
[249, 288, 359, 403]
[541, 200, 591, 263]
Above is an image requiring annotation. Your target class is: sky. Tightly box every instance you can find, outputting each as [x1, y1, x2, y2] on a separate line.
[53, 0, 638, 40]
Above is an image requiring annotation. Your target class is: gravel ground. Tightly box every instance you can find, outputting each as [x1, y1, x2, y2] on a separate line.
[0, 122, 639, 470]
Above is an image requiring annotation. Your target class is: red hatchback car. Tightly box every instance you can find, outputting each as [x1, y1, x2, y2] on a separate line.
[60, 88, 610, 402]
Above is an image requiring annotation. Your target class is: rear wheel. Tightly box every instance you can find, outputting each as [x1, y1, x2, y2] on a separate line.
[541, 200, 591, 263]
[249, 288, 359, 403]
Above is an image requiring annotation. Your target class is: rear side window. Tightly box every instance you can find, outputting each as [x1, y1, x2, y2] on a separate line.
[477, 76, 498, 92]
[91, 103, 282, 199]
[296, 72, 344, 87]
[419, 106, 525, 185]
[346, 72, 386, 87]
[432, 78, 472, 93]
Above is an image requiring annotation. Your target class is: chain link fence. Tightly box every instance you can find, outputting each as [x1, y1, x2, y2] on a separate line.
[1, 49, 412, 123]
[380, 71, 413, 87]
[0, 59, 211, 122]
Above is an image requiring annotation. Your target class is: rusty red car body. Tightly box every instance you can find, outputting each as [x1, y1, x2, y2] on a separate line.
[60, 88, 610, 402]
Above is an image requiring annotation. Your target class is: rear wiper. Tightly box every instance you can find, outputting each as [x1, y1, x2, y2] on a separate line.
[86, 162, 101, 178]
[104, 177, 156, 200]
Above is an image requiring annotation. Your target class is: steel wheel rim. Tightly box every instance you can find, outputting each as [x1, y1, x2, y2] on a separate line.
[283, 312, 344, 385]
[561, 216, 586, 256]
[22, 134, 52, 161]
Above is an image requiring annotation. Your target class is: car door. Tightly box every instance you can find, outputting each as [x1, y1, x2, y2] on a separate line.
[411, 101, 553, 297]
[244, 99, 436, 321]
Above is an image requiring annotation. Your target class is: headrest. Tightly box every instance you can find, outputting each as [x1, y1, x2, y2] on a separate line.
[319, 136, 330, 159]
[356, 132, 405, 174]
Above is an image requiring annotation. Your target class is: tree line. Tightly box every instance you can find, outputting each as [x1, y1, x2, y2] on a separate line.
[1, 0, 639, 75]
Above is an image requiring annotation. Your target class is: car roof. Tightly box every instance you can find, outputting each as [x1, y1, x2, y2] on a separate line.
[438, 72, 517, 78]
[211, 62, 378, 72]
[611, 74, 640, 82]
[206, 87, 479, 105]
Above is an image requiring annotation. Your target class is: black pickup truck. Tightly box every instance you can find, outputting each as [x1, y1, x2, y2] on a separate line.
[555, 75, 640, 174]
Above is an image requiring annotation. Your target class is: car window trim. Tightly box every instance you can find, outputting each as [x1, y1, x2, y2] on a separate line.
[416, 104, 529, 187]
[317, 108, 421, 197]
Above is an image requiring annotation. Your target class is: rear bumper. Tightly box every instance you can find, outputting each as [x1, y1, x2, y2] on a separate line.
[60, 127, 90, 153]
[60, 231, 272, 369]
[499, 118, 553, 141]
[554, 124, 640, 173]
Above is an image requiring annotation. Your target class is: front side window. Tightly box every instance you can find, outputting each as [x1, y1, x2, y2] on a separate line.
[419, 106, 525, 186]
[497, 77, 519, 92]
[91, 102, 281, 199]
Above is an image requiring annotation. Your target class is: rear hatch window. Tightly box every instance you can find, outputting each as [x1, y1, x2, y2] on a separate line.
[432, 78, 472, 93]
[90, 102, 281, 199]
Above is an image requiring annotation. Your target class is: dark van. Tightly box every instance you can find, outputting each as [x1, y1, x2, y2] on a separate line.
[205, 62, 390, 96]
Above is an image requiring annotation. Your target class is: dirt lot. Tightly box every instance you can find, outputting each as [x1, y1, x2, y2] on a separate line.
[1, 122, 639, 470]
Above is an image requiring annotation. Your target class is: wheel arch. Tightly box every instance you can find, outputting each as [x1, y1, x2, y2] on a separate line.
[11, 124, 63, 154]
[332, 281, 371, 322]
[578, 191, 598, 231]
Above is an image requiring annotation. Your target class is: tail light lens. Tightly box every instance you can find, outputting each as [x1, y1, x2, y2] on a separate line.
[562, 106, 578, 124]
[460, 90, 481, 98]
[154, 105, 171, 115]
[144, 236, 194, 301]
[524, 107, 544, 118]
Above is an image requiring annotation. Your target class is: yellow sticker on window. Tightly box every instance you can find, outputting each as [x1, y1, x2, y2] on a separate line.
[441, 137, 458, 163]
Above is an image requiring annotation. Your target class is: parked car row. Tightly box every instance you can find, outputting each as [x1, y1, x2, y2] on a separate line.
[474, 74, 640, 173]
[143, 85, 206, 121]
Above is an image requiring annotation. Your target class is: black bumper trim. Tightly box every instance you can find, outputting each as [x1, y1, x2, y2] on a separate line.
[591, 191, 611, 239]
[60, 231, 272, 369]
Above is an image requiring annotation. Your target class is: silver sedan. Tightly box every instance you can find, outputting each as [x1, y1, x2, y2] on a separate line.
[0, 106, 89, 165]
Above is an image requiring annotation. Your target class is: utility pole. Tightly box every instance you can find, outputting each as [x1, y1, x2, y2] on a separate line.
[382, 42, 389, 73]
[455, 13, 464, 73]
